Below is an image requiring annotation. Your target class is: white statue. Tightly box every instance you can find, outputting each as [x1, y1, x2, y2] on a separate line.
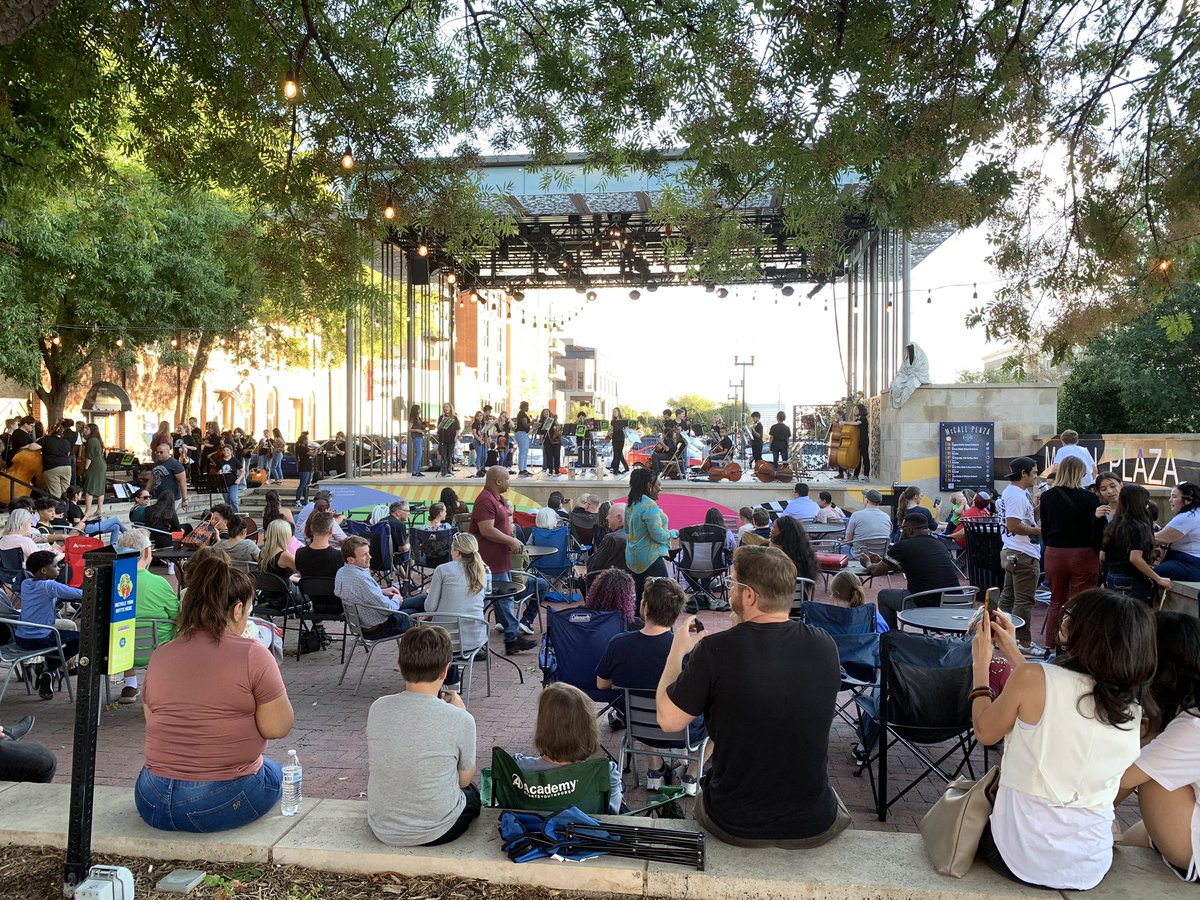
[890, 342, 930, 408]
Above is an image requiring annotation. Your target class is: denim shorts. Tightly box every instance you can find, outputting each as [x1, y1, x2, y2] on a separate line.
[135, 757, 283, 833]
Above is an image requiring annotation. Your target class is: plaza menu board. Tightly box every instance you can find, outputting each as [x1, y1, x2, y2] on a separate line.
[939, 422, 995, 492]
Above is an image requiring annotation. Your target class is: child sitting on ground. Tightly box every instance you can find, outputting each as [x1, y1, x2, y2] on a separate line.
[514, 682, 623, 814]
[826, 570, 889, 632]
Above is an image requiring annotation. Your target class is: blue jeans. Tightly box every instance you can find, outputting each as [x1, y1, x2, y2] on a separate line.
[491, 572, 519, 643]
[84, 518, 126, 540]
[135, 757, 282, 833]
[270, 452, 284, 481]
[515, 431, 530, 472]
[295, 471, 313, 504]
[472, 439, 487, 474]
[224, 483, 240, 512]
[411, 436, 424, 475]
[1155, 549, 1200, 583]
[257, 453, 271, 472]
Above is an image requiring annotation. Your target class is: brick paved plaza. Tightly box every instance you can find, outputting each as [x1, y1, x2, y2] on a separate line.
[6, 568, 1093, 837]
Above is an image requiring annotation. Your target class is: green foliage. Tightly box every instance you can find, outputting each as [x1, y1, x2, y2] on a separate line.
[1058, 287, 1200, 433]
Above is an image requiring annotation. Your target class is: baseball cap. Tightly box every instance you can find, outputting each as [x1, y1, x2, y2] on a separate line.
[864, 489, 884, 503]
[1006, 457, 1037, 480]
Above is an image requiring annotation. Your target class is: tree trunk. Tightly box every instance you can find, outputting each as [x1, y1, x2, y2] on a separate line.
[180, 332, 214, 423]
[35, 377, 69, 425]
[0, 0, 63, 47]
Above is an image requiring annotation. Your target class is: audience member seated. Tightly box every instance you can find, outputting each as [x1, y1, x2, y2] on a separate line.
[948, 490, 993, 547]
[135, 549, 294, 832]
[219, 515, 261, 564]
[547, 491, 570, 524]
[814, 491, 845, 524]
[295, 512, 344, 579]
[739, 508, 772, 546]
[1153, 482, 1200, 583]
[16, 550, 81, 699]
[595, 577, 706, 793]
[383, 500, 412, 565]
[513, 682, 623, 814]
[425, 502, 452, 530]
[824, 570, 888, 631]
[1, 509, 60, 562]
[114, 528, 180, 705]
[584, 568, 639, 630]
[261, 519, 299, 582]
[657, 545, 848, 847]
[894, 485, 937, 535]
[1102, 484, 1167, 603]
[970, 590, 1155, 889]
[705, 507, 737, 553]
[129, 489, 153, 524]
[304, 498, 346, 546]
[585, 503, 628, 576]
[1118, 611, 1200, 883]
[60, 485, 125, 541]
[335, 536, 423, 639]
[294, 489, 331, 535]
[864, 512, 962, 630]
[260, 490, 295, 533]
[838, 489, 892, 554]
[367, 624, 480, 847]
[735, 506, 756, 541]
[535, 507, 562, 530]
[0, 716, 56, 783]
[143, 488, 182, 549]
[769, 516, 820, 585]
[423, 533, 488, 651]
[439, 487, 464, 520]
[782, 483, 820, 521]
[33, 498, 71, 544]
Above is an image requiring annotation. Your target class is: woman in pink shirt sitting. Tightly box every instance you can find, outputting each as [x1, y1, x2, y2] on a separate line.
[135, 547, 295, 832]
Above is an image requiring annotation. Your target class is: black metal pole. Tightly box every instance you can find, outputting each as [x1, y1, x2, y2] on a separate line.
[63, 549, 119, 893]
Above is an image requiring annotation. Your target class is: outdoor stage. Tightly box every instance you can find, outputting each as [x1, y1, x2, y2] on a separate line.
[322, 470, 895, 528]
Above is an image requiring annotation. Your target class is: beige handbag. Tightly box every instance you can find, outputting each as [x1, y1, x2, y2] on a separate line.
[919, 765, 1000, 877]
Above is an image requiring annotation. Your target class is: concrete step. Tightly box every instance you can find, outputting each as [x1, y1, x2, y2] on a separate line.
[0, 782, 1184, 899]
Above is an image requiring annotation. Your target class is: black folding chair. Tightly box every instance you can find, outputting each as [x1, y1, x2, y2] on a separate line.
[675, 524, 729, 609]
[962, 517, 1004, 593]
[296, 575, 347, 663]
[853, 630, 986, 821]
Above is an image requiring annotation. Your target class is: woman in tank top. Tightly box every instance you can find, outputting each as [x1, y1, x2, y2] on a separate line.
[969, 588, 1157, 889]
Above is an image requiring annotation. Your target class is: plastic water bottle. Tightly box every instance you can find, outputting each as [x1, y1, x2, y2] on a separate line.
[281, 750, 302, 816]
[484, 565, 493, 594]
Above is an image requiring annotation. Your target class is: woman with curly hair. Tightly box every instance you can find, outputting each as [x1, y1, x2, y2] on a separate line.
[585, 568, 638, 630]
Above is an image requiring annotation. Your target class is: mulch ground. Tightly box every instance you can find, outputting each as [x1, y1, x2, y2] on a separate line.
[0, 846, 626, 900]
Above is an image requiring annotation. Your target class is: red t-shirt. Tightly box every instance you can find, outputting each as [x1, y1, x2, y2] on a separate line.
[469, 487, 512, 573]
[144, 632, 287, 781]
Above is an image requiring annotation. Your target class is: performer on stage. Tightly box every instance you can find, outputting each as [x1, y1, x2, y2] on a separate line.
[514, 401, 533, 477]
[408, 404, 428, 477]
[609, 407, 629, 475]
[675, 407, 691, 437]
[660, 408, 676, 433]
[749, 411, 764, 463]
[849, 402, 870, 480]
[768, 411, 791, 466]
[707, 427, 734, 464]
[436, 403, 460, 478]
[651, 423, 681, 478]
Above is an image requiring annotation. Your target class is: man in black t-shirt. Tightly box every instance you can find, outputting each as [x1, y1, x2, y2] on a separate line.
[5, 417, 39, 467]
[767, 411, 791, 466]
[656, 545, 849, 848]
[864, 511, 963, 629]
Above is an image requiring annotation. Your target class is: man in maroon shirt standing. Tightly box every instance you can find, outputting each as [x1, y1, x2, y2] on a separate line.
[469, 466, 535, 654]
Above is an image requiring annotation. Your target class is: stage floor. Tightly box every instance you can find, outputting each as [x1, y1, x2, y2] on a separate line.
[324, 467, 894, 527]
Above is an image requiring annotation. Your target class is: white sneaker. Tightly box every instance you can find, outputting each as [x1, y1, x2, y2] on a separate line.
[493, 622, 504, 632]
[518, 622, 534, 635]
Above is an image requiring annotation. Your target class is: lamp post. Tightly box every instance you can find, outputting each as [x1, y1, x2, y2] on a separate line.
[733, 354, 754, 435]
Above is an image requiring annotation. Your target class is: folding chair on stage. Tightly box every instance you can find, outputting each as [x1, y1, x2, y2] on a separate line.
[539, 606, 623, 717]
[853, 630, 985, 821]
[675, 524, 729, 610]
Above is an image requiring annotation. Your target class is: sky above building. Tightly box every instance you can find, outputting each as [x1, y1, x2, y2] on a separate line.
[549, 225, 1006, 413]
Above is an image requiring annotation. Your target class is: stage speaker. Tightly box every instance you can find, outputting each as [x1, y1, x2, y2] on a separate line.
[407, 252, 429, 284]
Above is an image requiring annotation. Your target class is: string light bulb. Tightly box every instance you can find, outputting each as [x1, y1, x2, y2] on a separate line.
[283, 70, 299, 101]
[171, 337, 179, 348]
[383, 197, 395, 220]
[972, 283, 978, 300]
[50, 331, 61, 346]
[1158, 259, 1172, 272]
[417, 242, 428, 257]
[116, 337, 124, 348]
[446, 272, 457, 285]
[927, 288, 932, 304]
[340, 144, 354, 170]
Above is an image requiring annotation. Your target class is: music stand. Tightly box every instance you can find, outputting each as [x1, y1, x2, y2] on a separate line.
[192, 472, 236, 508]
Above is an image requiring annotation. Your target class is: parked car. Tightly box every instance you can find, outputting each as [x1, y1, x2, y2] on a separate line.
[627, 433, 705, 470]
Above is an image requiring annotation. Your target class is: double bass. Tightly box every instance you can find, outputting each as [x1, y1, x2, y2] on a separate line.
[754, 460, 794, 483]
[699, 459, 743, 482]
[827, 411, 862, 471]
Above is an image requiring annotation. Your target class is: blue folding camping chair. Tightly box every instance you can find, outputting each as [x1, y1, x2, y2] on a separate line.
[539, 606, 624, 717]
[529, 525, 575, 600]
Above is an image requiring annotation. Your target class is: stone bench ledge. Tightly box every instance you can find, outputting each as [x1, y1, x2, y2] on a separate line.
[0, 782, 1188, 899]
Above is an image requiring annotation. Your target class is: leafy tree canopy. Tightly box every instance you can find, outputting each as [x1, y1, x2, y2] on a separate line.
[1058, 286, 1200, 434]
[1, 0, 1196, 356]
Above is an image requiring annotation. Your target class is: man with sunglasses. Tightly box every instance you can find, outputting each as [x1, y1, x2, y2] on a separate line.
[655, 545, 849, 848]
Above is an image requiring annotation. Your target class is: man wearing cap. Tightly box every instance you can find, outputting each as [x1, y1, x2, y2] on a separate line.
[997, 457, 1042, 652]
[861, 512, 963, 630]
[838, 489, 892, 555]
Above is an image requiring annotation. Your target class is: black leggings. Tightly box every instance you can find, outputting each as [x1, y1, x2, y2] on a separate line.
[439, 438, 455, 475]
[611, 442, 628, 474]
[545, 445, 561, 473]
